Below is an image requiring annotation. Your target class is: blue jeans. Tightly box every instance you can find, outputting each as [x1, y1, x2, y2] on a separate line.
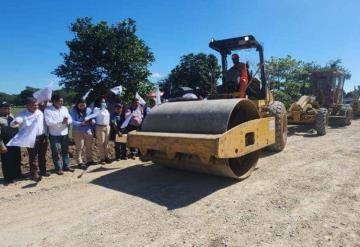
[49, 135, 70, 171]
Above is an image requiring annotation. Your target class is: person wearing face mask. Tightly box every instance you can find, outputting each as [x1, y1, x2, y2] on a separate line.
[93, 97, 111, 164]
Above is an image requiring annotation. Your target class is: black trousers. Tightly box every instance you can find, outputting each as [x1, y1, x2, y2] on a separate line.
[1, 146, 22, 182]
[127, 125, 139, 155]
[27, 134, 48, 176]
[114, 142, 126, 159]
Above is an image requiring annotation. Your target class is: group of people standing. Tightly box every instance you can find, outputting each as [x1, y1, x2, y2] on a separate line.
[0, 94, 147, 184]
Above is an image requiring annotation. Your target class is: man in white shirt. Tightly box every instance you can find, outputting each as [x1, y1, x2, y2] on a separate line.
[11, 97, 49, 181]
[44, 95, 74, 175]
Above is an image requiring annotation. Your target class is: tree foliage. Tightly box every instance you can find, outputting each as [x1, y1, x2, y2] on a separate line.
[0, 92, 21, 105]
[265, 55, 319, 90]
[0, 87, 77, 106]
[19, 86, 39, 105]
[265, 56, 352, 108]
[266, 56, 319, 108]
[53, 17, 155, 103]
[324, 59, 351, 80]
[159, 53, 221, 97]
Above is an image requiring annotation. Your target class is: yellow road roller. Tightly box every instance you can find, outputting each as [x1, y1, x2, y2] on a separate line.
[128, 35, 287, 179]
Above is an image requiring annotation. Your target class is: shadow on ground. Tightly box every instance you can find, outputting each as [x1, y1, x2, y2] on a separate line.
[91, 163, 237, 210]
[287, 124, 319, 137]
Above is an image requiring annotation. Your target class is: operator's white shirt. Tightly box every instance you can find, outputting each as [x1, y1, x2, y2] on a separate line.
[44, 105, 72, 136]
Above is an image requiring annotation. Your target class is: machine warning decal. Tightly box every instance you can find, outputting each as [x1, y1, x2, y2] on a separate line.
[269, 119, 275, 130]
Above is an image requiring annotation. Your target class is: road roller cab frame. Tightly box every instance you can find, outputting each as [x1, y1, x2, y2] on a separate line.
[127, 35, 287, 179]
[288, 69, 352, 135]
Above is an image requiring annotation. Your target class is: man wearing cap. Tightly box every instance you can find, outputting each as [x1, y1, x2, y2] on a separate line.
[44, 95, 74, 175]
[10, 97, 49, 181]
[0, 101, 24, 184]
[228, 54, 249, 97]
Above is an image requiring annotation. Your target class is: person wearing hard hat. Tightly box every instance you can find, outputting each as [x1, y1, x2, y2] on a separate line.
[230, 53, 248, 98]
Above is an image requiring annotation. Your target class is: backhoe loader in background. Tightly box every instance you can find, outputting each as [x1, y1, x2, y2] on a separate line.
[288, 69, 353, 135]
[127, 35, 287, 179]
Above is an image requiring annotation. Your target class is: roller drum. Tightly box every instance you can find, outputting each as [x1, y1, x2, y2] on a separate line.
[140, 99, 262, 179]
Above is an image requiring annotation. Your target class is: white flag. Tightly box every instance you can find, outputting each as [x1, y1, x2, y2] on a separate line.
[111, 86, 123, 95]
[82, 88, 93, 100]
[155, 87, 161, 106]
[120, 112, 133, 129]
[7, 110, 43, 148]
[33, 83, 53, 103]
[135, 92, 146, 105]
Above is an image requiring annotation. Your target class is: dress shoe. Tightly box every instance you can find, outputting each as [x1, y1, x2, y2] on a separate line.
[56, 170, 64, 175]
[15, 174, 28, 179]
[4, 179, 14, 185]
[31, 174, 42, 182]
[40, 171, 51, 177]
[87, 161, 97, 166]
[63, 167, 75, 172]
[77, 163, 87, 170]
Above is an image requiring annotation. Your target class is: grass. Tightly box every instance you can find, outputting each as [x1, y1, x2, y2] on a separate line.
[11, 106, 25, 116]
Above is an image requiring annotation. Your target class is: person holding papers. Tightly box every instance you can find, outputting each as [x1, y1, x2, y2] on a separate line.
[93, 97, 111, 164]
[70, 98, 96, 169]
[10, 97, 49, 181]
[44, 95, 74, 175]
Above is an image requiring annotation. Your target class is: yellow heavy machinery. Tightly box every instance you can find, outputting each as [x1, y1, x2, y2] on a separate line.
[287, 95, 328, 135]
[288, 69, 352, 135]
[128, 35, 287, 179]
[344, 86, 360, 118]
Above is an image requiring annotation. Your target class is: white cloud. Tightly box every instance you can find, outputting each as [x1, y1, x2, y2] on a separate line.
[150, 72, 162, 79]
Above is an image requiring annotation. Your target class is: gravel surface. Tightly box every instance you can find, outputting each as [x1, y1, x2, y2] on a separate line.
[1, 120, 360, 247]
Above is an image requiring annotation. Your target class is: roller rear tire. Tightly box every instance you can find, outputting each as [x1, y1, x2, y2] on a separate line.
[267, 101, 287, 152]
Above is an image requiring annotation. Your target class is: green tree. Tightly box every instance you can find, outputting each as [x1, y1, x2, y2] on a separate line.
[53, 88, 77, 105]
[53, 17, 155, 103]
[265, 55, 319, 90]
[265, 56, 320, 108]
[0, 92, 20, 105]
[19, 86, 39, 105]
[159, 53, 221, 97]
[324, 59, 351, 80]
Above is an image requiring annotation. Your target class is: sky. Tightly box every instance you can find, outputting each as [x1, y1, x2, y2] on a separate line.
[0, 0, 359, 94]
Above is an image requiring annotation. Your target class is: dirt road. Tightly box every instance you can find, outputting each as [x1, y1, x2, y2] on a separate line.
[1, 120, 360, 247]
